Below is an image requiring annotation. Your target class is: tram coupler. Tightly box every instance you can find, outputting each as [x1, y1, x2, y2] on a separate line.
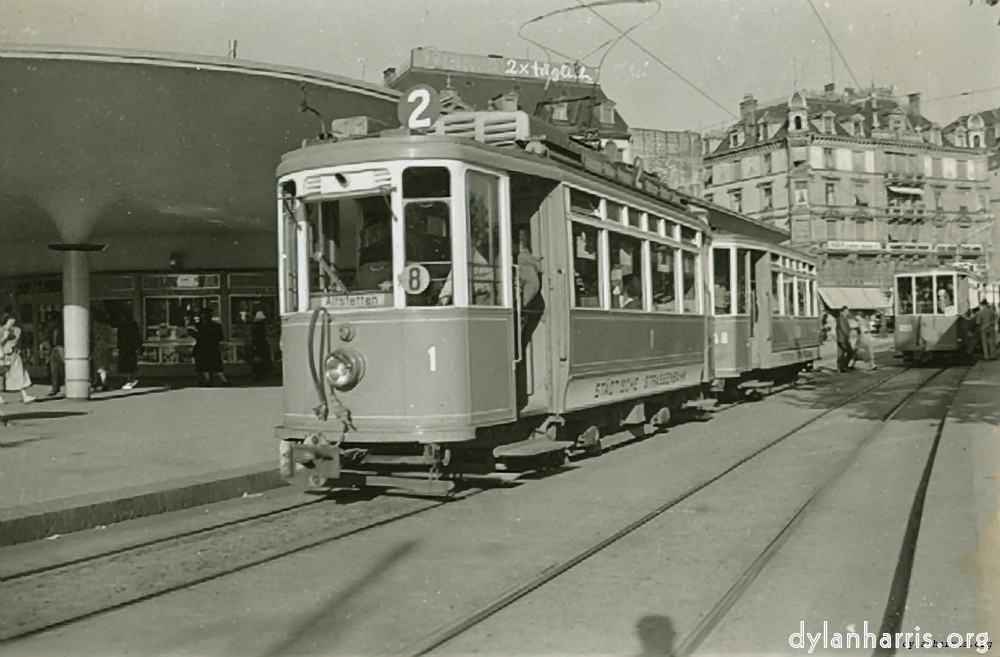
[277, 429, 341, 486]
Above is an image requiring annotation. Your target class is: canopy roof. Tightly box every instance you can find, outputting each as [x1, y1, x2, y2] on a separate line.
[0, 45, 400, 275]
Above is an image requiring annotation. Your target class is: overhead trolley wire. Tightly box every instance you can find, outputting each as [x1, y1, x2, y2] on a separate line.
[518, 0, 739, 121]
[803, 0, 863, 91]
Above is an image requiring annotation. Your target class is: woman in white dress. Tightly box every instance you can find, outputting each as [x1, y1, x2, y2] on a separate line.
[1, 314, 35, 404]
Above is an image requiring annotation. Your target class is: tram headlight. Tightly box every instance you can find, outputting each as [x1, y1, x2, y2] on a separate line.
[324, 348, 365, 390]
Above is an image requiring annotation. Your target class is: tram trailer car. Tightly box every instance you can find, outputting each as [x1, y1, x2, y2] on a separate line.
[275, 110, 717, 494]
[710, 235, 821, 400]
[893, 267, 994, 363]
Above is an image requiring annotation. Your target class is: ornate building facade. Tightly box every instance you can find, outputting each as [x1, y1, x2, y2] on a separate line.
[703, 85, 993, 295]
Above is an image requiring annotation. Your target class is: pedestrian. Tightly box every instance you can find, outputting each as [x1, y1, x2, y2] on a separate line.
[852, 313, 877, 370]
[249, 311, 274, 382]
[90, 306, 115, 392]
[835, 306, 854, 372]
[191, 311, 228, 387]
[978, 299, 997, 360]
[115, 309, 143, 390]
[48, 323, 65, 396]
[0, 314, 36, 404]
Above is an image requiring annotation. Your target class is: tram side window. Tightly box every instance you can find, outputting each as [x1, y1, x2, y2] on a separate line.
[772, 271, 781, 315]
[712, 248, 732, 315]
[570, 188, 601, 219]
[610, 232, 644, 310]
[897, 276, 914, 314]
[651, 243, 677, 312]
[466, 171, 501, 307]
[736, 249, 749, 314]
[305, 195, 394, 297]
[935, 274, 955, 315]
[915, 276, 934, 314]
[682, 251, 699, 313]
[572, 222, 601, 308]
[783, 276, 795, 315]
[796, 278, 809, 316]
[403, 167, 452, 307]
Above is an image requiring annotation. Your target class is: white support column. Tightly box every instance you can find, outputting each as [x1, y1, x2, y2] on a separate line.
[50, 243, 105, 400]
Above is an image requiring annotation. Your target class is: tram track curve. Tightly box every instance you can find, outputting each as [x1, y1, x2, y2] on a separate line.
[395, 365, 949, 657]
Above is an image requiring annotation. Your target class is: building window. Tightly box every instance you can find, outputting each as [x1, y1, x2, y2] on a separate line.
[730, 189, 743, 214]
[793, 116, 803, 131]
[854, 185, 868, 207]
[972, 134, 982, 148]
[552, 101, 568, 122]
[763, 152, 772, 174]
[704, 193, 714, 204]
[760, 184, 773, 211]
[823, 148, 835, 169]
[825, 182, 836, 206]
[794, 181, 808, 205]
[823, 116, 834, 134]
[757, 123, 769, 141]
[599, 102, 615, 125]
[729, 133, 739, 148]
[934, 190, 943, 210]
[826, 217, 839, 240]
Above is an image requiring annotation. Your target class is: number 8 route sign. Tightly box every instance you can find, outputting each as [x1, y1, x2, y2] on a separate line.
[398, 85, 441, 131]
[399, 263, 432, 295]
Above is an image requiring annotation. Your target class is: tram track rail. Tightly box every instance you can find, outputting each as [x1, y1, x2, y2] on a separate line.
[0, 488, 473, 642]
[0, 363, 911, 646]
[395, 365, 954, 657]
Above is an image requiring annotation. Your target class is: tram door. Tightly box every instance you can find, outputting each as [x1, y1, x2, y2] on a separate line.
[749, 250, 770, 368]
[510, 174, 556, 413]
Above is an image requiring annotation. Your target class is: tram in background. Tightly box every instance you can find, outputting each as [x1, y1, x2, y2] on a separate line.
[893, 266, 996, 363]
[710, 234, 820, 400]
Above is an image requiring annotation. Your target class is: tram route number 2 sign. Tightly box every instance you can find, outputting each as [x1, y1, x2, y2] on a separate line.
[398, 85, 441, 131]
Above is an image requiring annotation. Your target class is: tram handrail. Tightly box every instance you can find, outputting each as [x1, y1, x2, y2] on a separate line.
[307, 306, 330, 421]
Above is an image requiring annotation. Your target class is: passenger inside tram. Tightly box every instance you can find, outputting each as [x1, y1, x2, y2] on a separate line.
[936, 275, 956, 315]
[897, 277, 914, 314]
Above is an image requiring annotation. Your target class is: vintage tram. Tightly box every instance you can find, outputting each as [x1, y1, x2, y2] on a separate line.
[710, 234, 820, 399]
[275, 109, 723, 493]
[893, 266, 993, 362]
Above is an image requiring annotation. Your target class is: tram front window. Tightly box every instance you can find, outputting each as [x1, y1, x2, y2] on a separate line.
[403, 167, 452, 307]
[897, 276, 914, 314]
[935, 275, 955, 315]
[915, 276, 934, 314]
[306, 195, 394, 300]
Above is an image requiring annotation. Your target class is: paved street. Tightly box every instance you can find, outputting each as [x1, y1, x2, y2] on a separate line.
[2, 353, 996, 656]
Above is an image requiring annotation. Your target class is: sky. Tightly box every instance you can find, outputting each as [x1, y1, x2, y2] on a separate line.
[2, 0, 999, 132]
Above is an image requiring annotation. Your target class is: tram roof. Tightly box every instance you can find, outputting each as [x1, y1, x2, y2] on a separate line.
[710, 232, 817, 265]
[278, 110, 790, 242]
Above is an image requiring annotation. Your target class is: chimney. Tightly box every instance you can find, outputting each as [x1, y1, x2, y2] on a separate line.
[844, 87, 855, 99]
[383, 67, 396, 85]
[740, 93, 757, 135]
[824, 82, 835, 97]
[908, 92, 922, 117]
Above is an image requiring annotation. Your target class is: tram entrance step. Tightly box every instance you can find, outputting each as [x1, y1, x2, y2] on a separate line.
[493, 440, 573, 459]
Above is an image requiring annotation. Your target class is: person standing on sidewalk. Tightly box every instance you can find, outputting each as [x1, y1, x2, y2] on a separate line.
[835, 306, 855, 372]
[852, 313, 877, 370]
[90, 307, 115, 392]
[115, 309, 143, 390]
[0, 314, 35, 404]
[979, 300, 997, 360]
[48, 323, 65, 396]
[191, 311, 228, 387]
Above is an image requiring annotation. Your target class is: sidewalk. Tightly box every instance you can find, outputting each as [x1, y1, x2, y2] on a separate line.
[0, 381, 284, 546]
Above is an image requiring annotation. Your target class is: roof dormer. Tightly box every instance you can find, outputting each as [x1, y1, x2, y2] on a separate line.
[967, 114, 985, 149]
[821, 110, 836, 135]
[788, 92, 808, 133]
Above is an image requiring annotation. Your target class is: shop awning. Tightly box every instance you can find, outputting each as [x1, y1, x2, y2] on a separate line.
[887, 186, 924, 195]
[818, 286, 892, 311]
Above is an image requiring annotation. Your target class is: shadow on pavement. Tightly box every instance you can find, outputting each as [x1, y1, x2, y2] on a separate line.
[636, 614, 676, 656]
